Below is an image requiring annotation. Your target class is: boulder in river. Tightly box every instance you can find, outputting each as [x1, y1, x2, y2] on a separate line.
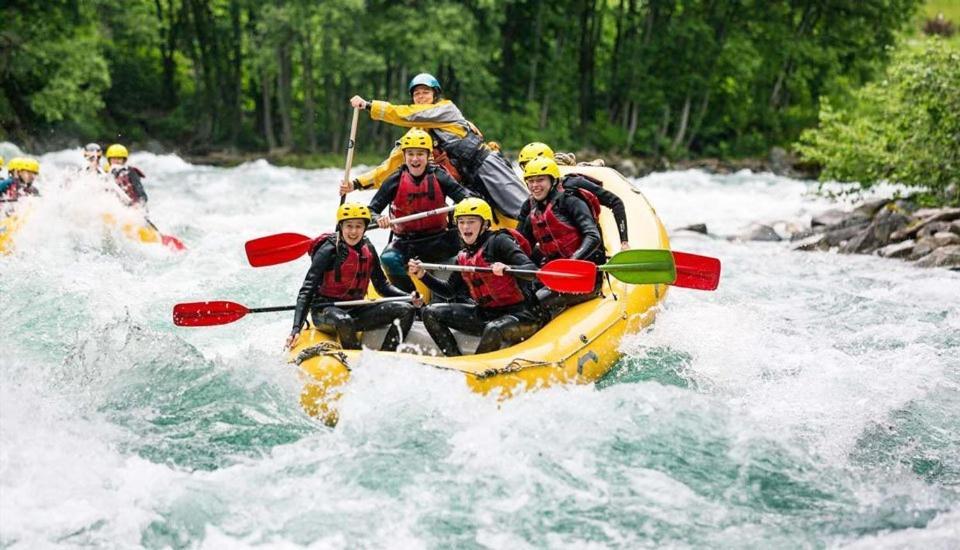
[675, 223, 709, 235]
[840, 208, 911, 254]
[811, 208, 848, 227]
[791, 233, 828, 251]
[877, 239, 915, 259]
[914, 244, 960, 268]
[738, 223, 781, 242]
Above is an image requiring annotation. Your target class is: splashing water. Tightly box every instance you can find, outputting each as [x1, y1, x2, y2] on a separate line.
[1, 149, 958, 548]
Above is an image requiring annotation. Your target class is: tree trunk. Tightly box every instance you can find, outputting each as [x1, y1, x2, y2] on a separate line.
[301, 34, 317, 152]
[261, 67, 277, 151]
[671, 94, 692, 151]
[277, 41, 294, 150]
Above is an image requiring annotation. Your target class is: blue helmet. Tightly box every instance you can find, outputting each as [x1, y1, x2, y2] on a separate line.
[408, 73, 441, 95]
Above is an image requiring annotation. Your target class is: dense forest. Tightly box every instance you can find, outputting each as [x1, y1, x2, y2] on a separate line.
[0, 0, 931, 160]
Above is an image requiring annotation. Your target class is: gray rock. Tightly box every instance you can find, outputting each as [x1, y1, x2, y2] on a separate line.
[791, 233, 828, 251]
[824, 220, 872, 247]
[890, 208, 960, 241]
[932, 231, 960, 247]
[790, 226, 825, 241]
[914, 245, 960, 268]
[950, 220, 960, 236]
[919, 221, 954, 239]
[772, 220, 806, 240]
[909, 236, 939, 260]
[739, 223, 781, 242]
[877, 239, 915, 258]
[616, 159, 638, 178]
[769, 147, 790, 173]
[675, 223, 708, 235]
[812, 208, 848, 227]
[839, 210, 911, 254]
[853, 198, 891, 218]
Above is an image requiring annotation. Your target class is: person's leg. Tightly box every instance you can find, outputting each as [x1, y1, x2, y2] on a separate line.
[416, 228, 462, 264]
[474, 154, 528, 219]
[350, 302, 417, 351]
[422, 303, 483, 356]
[379, 241, 415, 292]
[475, 313, 542, 354]
[312, 306, 361, 349]
[536, 287, 600, 320]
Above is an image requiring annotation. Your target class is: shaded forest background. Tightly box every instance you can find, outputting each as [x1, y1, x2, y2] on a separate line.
[0, 0, 951, 162]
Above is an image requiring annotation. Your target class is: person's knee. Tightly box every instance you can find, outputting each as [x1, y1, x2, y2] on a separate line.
[380, 248, 407, 277]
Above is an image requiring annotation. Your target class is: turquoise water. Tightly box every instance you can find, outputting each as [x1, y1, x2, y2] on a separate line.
[1, 149, 958, 548]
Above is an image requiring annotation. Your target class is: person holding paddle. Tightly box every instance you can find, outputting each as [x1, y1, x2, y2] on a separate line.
[518, 156, 606, 317]
[285, 203, 418, 352]
[408, 198, 545, 356]
[367, 128, 475, 292]
[342, 73, 528, 219]
[105, 144, 148, 207]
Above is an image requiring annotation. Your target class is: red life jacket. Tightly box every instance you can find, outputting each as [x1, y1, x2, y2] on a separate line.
[0, 179, 20, 202]
[310, 233, 373, 300]
[390, 169, 449, 235]
[457, 235, 526, 308]
[432, 148, 461, 182]
[528, 189, 600, 259]
[114, 166, 146, 204]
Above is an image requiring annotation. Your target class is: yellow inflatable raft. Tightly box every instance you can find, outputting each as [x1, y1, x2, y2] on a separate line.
[0, 210, 183, 255]
[289, 166, 671, 425]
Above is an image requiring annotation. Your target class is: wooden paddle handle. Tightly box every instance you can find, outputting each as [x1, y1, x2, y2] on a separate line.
[340, 107, 361, 205]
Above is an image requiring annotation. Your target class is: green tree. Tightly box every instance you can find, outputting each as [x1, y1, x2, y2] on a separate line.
[797, 39, 960, 204]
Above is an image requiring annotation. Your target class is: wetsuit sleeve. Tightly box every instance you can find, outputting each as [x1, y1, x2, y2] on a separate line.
[561, 195, 602, 261]
[491, 233, 538, 281]
[516, 204, 534, 249]
[566, 177, 628, 242]
[367, 172, 402, 214]
[435, 168, 475, 202]
[291, 241, 336, 333]
[367, 100, 466, 133]
[366, 243, 409, 298]
[355, 145, 403, 190]
[128, 168, 148, 204]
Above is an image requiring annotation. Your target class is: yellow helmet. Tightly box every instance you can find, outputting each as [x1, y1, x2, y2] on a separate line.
[523, 156, 560, 181]
[399, 128, 433, 152]
[0, 156, 4, 168]
[106, 144, 129, 159]
[14, 158, 40, 174]
[336, 202, 372, 223]
[518, 142, 555, 167]
[453, 197, 493, 224]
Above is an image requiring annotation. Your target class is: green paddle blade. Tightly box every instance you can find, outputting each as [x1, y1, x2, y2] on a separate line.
[599, 249, 677, 284]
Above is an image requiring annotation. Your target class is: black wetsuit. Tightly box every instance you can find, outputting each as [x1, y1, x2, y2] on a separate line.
[292, 236, 415, 351]
[560, 174, 628, 243]
[419, 230, 543, 356]
[517, 186, 606, 316]
[368, 165, 475, 292]
[110, 165, 148, 206]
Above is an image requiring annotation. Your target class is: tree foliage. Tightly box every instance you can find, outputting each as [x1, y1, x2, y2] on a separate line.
[1, 0, 922, 159]
[797, 39, 960, 203]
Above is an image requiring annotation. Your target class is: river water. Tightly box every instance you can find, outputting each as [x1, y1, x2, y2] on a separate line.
[1, 147, 958, 548]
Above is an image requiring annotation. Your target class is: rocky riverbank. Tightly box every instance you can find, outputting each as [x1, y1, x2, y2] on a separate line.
[729, 199, 960, 269]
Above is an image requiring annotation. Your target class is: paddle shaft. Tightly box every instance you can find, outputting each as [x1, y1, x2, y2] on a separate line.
[251, 296, 411, 314]
[340, 107, 361, 205]
[367, 205, 456, 229]
[418, 262, 580, 279]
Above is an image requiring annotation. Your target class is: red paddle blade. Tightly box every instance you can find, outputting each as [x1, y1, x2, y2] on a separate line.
[245, 233, 313, 267]
[537, 259, 598, 294]
[173, 301, 250, 327]
[672, 251, 721, 291]
[161, 234, 187, 251]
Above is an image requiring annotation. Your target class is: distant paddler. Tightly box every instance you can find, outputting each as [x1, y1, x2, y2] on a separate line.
[105, 144, 148, 208]
[341, 73, 529, 219]
[0, 157, 41, 216]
